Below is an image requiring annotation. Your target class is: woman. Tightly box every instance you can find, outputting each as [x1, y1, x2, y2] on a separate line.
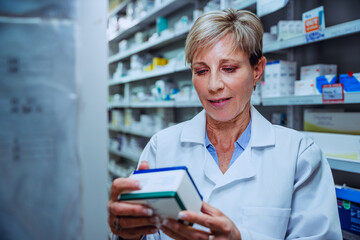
[108, 9, 342, 240]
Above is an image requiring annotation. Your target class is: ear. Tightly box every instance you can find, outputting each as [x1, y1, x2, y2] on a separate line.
[253, 56, 267, 85]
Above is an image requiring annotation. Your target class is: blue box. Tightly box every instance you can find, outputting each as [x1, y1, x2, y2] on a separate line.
[316, 75, 337, 93]
[339, 73, 360, 92]
[336, 186, 360, 239]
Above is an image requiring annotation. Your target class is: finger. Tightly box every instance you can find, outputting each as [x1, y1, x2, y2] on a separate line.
[110, 178, 141, 201]
[161, 219, 210, 240]
[118, 216, 161, 229]
[138, 161, 150, 170]
[201, 202, 223, 217]
[160, 225, 186, 240]
[178, 211, 228, 233]
[108, 201, 154, 217]
[111, 226, 158, 239]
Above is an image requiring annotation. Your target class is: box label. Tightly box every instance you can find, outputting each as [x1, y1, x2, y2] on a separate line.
[303, 6, 325, 42]
[322, 83, 344, 103]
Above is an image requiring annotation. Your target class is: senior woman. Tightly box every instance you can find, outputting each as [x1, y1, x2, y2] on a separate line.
[108, 9, 342, 240]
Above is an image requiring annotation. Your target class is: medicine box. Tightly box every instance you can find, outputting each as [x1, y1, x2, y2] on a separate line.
[316, 74, 337, 93]
[277, 20, 303, 41]
[304, 109, 360, 136]
[335, 185, 360, 239]
[294, 79, 319, 96]
[263, 60, 296, 97]
[300, 64, 337, 80]
[119, 166, 203, 219]
[339, 73, 360, 92]
[302, 6, 325, 42]
[303, 131, 360, 160]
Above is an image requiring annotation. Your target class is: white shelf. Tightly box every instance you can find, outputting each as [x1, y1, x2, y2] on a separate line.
[108, 65, 190, 86]
[109, 148, 140, 163]
[109, 125, 155, 138]
[262, 92, 360, 106]
[109, 27, 191, 64]
[263, 19, 360, 53]
[108, 0, 129, 18]
[327, 157, 360, 174]
[108, 0, 191, 43]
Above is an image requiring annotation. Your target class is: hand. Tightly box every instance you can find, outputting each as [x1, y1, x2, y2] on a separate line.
[160, 202, 241, 240]
[108, 161, 160, 239]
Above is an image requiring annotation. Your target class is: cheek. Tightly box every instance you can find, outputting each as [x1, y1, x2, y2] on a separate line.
[192, 76, 204, 94]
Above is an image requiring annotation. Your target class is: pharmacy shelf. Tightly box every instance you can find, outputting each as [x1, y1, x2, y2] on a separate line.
[234, 0, 256, 10]
[108, 0, 129, 18]
[109, 125, 155, 138]
[263, 19, 360, 53]
[108, 0, 191, 43]
[108, 65, 190, 86]
[109, 148, 140, 163]
[327, 157, 360, 174]
[262, 92, 360, 106]
[109, 27, 191, 63]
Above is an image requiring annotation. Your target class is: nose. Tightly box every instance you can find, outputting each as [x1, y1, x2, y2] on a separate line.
[208, 71, 224, 93]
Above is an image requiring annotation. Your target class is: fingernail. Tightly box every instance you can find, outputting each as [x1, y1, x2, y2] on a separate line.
[143, 208, 153, 216]
[133, 180, 141, 188]
[178, 212, 188, 220]
[162, 219, 171, 227]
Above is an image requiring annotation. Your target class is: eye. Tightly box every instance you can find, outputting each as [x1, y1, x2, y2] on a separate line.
[222, 66, 237, 73]
[194, 68, 208, 75]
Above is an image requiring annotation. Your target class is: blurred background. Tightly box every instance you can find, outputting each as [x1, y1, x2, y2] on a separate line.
[0, 0, 359, 239]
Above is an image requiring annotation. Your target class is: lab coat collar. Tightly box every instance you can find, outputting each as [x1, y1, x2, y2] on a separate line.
[180, 109, 206, 145]
[250, 105, 275, 148]
[180, 106, 275, 148]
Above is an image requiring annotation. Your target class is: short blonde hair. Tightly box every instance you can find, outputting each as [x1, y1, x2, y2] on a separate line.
[185, 9, 263, 67]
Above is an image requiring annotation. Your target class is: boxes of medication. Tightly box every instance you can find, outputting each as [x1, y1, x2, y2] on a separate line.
[277, 20, 303, 41]
[303, 131, 360, 160]
[300, 64, 337, 80]
[119, 166, 203, 219]
[339, 72, 360, 92]
[335, 185, 360, 239]
[304, 110, 360, 136]
[263, 60, 296, 97]
[294, 79, 319, 96]
[316, 74, 337, 93]
[302, 6, 325, 42]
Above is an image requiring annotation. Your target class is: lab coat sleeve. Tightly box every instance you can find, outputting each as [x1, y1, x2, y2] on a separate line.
[285, 140, 342, 239]
[137, 134, 158, 169]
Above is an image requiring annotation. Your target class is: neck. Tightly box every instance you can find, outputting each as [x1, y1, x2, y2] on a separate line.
[206, 104, 251, 148]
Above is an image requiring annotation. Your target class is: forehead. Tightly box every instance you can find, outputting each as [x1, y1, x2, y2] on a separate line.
[193, 35, 247, 63]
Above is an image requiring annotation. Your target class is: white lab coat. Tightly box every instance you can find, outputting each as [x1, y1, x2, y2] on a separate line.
[138, 106, 342, 240]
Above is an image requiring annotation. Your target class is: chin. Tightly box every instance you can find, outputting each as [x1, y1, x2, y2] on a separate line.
[205, 109, 237, 123]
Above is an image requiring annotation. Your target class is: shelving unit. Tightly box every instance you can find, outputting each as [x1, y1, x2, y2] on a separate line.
[107, 0, 360, 186]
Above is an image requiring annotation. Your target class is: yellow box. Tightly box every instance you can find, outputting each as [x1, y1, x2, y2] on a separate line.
[152, 57, 168, 67]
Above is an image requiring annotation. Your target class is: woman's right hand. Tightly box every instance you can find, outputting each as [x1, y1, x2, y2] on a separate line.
[107, 161, 159, 239]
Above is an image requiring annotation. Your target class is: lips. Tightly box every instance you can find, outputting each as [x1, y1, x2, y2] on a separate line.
[208, 97, 231, 107]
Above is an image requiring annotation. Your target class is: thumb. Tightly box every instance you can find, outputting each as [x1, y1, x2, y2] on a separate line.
[138, 161, 150, 170]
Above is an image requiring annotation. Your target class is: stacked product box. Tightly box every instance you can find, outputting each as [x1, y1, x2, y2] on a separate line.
[335, 185, 360, 239]
[295, 64, 337, 95]
[262, 60, 296, 98]
[340, 72, 360, 92]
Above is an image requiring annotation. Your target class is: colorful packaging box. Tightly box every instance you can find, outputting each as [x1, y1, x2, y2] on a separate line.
[339, 72, 360, 92]
[336, 185, 360, 239]
[302, 6, 325, 42]
[316, 74, 337, 93]
[119, 166, 203, 219]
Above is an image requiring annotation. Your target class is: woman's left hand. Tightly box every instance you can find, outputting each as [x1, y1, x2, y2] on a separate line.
[160, 202, 241, 240]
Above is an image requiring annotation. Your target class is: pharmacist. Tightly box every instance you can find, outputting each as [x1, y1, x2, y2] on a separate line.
[108, 9, 342, 240]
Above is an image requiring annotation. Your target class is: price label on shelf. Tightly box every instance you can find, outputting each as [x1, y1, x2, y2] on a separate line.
[322, 83, 344, 103]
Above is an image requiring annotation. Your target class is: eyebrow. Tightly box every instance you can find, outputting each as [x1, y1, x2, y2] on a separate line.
[192, 59, 242, 67]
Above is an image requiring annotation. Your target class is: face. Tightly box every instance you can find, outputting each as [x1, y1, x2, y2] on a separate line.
[192, 34, 265, 123]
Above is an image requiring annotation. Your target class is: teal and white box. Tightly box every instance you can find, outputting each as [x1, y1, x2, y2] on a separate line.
[119, 166, 203, 219]
[316, 74, 337, 93]
[339, 73, 360, 92]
